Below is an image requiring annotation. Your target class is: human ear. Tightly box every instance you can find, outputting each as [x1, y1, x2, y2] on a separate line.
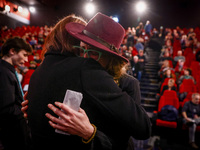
[9, 48, 16, 56]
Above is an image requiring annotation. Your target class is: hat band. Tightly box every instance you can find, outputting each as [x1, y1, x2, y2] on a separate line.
[82, 30, 119, 53]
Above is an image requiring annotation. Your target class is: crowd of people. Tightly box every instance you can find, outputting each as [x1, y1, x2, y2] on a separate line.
[156, 26, 200, 149]
[0, 13, 200, 150]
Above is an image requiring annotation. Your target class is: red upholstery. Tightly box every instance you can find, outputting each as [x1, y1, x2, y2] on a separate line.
[156, 119, 177, 128]
[155, 90, 179, 128]
[21, 69, 35, 89]
[185, 53, 196, 67]
[158, 90, 179, 111]
[179, 79, 196, 94]
[160, 78, 177, 93]
[180, 92, 193, 107]
[190, 61, 200, 77]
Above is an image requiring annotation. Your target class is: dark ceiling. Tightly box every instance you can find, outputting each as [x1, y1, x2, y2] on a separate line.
[3, 0, 200, 29]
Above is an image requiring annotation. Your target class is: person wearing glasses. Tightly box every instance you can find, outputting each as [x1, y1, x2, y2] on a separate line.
[182, 93, 200, 149]
[26, 13, 151, 150]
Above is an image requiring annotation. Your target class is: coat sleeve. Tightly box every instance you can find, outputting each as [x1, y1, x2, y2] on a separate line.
[80, 59, 151, 140]
[0, 70, 22, 118]
[89, 130, 112, 150]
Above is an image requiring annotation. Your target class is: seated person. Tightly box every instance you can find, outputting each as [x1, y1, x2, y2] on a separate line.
[159, 50, 173, 67]
[160, 68, 175, 85]
[156, 79, 177, 101]
[174, 50, 185, 66]
[158, 61, 174, 79]
[174, 59, 187, 79]
[177, 68, 196, 86]
[182, 93, 200, 149]
[160, 79, 177, 96]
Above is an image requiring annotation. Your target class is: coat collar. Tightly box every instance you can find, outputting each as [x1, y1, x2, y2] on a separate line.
[44, 48, 76, 58]
[0, 59, 15, 73]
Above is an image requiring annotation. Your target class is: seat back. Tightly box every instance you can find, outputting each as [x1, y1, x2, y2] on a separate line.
[158, 90, 179, 112]
[179, 79, 196, 93]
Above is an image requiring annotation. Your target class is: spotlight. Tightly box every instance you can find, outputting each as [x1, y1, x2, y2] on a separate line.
[85, 2, 95, 15]
[5, 5, 10, 12]
[18, 6, 23, 12]
[29, 6, 35, 13]
[112, 16, 119, 23]
[135, 1, 147, 13]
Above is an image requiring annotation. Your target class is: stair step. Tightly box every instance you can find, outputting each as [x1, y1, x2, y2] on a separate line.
[140, 45, 161, 114]
[142, 74, 159, 79]
[140, 87, 158, 93]
[140, 82, 159, 87]
[145, 62, 159, 65]
[144, 68, 159, 71]
[141, 78, 159, 83]
[144, 66, 160, 69]
[141, 97, 158, 104]
[141, 103, 157, 108]
[144, 70, 158, 75]
[141, 91, 157, 95]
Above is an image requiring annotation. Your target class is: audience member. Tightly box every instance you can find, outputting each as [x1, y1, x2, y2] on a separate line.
[174, 50, 185, 66]
[174, 59, 187, 79]
[33, 53, 42, 64]
[182, 93, 200, 149]
[131, 55, 140, 78]
[126, 27, 135, 49]
[156, 79, 177, 101]
[160, 79, 177, 96]
[137, 49, 146, 81]
[160, 68, 175, 84]
[177, 68, 196, 86]
[159, 50, 173, 67]
[135, 22, 144, 37]
[135, 37, 144, 52]
[144, 20, 153, 36]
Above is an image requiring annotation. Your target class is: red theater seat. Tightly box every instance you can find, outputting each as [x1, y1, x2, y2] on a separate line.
[179, 79, 196, 94]
[155, 90, 179, 128]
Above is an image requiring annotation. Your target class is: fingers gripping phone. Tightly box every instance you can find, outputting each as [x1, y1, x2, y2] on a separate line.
[55, 90, 83, 135]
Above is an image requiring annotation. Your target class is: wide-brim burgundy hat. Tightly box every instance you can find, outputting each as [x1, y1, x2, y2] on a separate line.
[65, 12, 128, 62]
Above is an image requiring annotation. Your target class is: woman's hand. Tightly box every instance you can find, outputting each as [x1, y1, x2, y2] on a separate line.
[45, 102, 94, 140]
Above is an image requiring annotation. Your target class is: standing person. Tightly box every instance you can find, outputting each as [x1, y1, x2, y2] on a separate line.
[137, 49, 146, 81]
[130, 55, 140, 78]
[144, 20, 152, 37]
[0, 37, 32, 150]
[182, 93, 200, 149]
[27, 13, 151, 150]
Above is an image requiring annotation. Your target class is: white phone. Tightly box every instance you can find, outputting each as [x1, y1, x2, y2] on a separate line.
[55, 89, 83, 135]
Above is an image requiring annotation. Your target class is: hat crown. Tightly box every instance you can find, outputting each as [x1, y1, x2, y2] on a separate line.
[84, 13, 125, 49]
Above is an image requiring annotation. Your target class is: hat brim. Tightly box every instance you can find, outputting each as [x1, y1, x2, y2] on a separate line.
[65, 22, 128, 62]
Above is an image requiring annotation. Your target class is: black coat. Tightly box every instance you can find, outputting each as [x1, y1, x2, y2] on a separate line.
[0, 59, 30, 150]
[27, 50, 151, 150]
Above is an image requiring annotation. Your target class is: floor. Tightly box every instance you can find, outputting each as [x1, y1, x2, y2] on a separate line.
[132, 124, 200, 150]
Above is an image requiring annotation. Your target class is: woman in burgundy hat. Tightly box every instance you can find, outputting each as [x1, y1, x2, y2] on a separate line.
[26, 12, 151, 150]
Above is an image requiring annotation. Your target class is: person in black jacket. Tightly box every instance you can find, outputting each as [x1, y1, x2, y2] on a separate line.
[27, 13, 151, 150]
[182, 93, 200, 149]
[0, 37, 32, 150]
